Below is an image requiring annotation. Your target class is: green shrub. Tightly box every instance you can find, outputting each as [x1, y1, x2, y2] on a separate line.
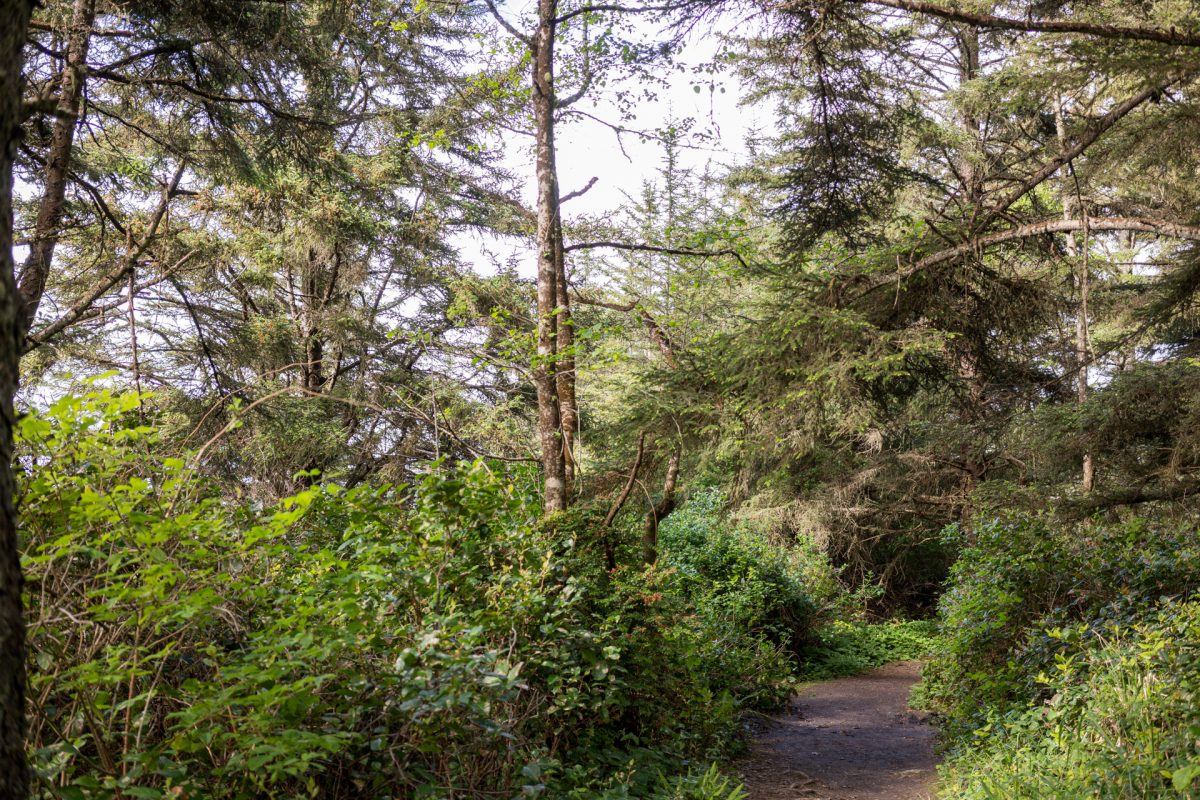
[923, 512, 1200, 799]
[922, 514, 1200, 739]
[23, 391, 593, 798]
[795, 619, 939, 681]
[938, 600, 1200, 799]
[659, 487, 840, 659]
[21, 393, 809, 799]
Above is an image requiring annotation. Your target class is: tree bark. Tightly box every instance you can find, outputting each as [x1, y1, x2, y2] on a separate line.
[952, 26, 988, 521]
[1076, 240, 1095, 492]
[1, 1, 34, 795]
[17, 0, 95, 334]
[532, 0, 567, 514]
[643, 445, 680, 565]
[554, 213, 577, 498]
[1056, 95, 1095, 494]
[955, 23, 981, 205]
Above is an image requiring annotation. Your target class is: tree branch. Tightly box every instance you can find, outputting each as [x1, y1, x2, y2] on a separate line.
[604, 432, 646, 527]
[561, 176, 599, 203]
[564, 240, 749, 268]
[572, 291, 637, 312]
[885, 216, 1200, 284]
[553, 0, 692, 25]
[862, 0, 1200, 48]
[483, 0, 533, 45]
[572, 291, 678, 366]
[639, 308, 676, 367]
[980, 80, 1179, 230]
[1067, 480, 1200, 516]
[26, 248, 199, 351]
[25, 164, 188, 350]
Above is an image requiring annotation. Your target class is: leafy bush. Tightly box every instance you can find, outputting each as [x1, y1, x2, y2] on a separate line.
[794, 620, 939, 682]
[922, 514, 1200, 738]
[659, 488, 841, 660]
[20, 392, 810, 799]
[938, 600, 1200, 799]
[922, 513, 1200, 799]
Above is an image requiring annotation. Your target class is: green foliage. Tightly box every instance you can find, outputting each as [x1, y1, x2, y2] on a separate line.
[794, 620, 939, 682]
[922, 513, 1200, 799]
[938, 600, 1200, 799]
[21, 392, 820, 799]
[659, 488, 841, 662]
[922, 514, 1200, 740]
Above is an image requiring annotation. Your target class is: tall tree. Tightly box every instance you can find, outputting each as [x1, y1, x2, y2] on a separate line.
[1, 1, 34, 794]
[479, 0, 684, 513]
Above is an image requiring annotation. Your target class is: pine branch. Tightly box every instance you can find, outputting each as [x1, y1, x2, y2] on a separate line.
[862, 0, 1200, 48]
[564, 240, 749, 268]
[884, 216, 1200, 285]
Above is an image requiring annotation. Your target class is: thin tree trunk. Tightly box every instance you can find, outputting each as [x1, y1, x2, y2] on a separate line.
[952, 25, 987, 521]
[532, 0, 566, 514]
[554, 214, 577, 499]
[0, 1, 34, 795]
[17, 0, 95, 333]
[643, 445, 680, 565]
[603, 433, 645, 570]
[955, 24, 981, 207]
[127, 269, 143, 419]
[1056, 94, 1095, 493]
[1076, 224, 1094, 492]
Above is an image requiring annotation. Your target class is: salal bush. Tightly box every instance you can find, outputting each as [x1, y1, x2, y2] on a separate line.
[921, 513, 1200, 798]
[20, 392, 771, 799]
[923, 514, 1200, 738]
[939, 600, 1200, 799]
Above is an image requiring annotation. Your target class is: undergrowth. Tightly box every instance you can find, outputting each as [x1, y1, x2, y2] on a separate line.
[20, 392, 833, 799]
[795, 619, 939, 682]
[923, 514, 1200, 799]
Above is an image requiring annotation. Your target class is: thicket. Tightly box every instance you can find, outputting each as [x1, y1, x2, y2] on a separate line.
[921, 514, 1200, 798]
[20, 389, 844, 799]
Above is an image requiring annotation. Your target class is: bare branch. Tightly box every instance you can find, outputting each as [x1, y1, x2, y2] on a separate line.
[564, 240, 749, 268]
[26, 164, 189, 350]
[483, 0, 533, 45]
[604, 432, 646, 527]
[561, 176, 599, 203]
[26, 248, 199, 351]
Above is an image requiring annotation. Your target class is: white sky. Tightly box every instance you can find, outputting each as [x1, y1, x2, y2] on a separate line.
[459, 9, 773, 278]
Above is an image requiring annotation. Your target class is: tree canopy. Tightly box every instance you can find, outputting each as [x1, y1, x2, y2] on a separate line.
[2, 0, 1200, 797]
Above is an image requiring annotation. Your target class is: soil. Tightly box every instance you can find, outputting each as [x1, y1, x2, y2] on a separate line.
[739, 661, 938, 800]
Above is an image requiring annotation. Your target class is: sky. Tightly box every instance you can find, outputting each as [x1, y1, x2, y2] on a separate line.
[458, 6, 775, 279]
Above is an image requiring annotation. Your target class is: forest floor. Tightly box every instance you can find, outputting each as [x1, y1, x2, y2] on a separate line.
[739, 661, 938, 800]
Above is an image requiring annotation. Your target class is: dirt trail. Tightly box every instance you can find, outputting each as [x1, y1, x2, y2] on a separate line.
[740, 661, 937, 800]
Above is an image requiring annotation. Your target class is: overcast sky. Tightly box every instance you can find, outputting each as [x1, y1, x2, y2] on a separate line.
[460, 8, 774, 278]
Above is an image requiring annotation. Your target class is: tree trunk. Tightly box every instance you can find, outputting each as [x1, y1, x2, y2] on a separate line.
[532, 0, 567, 514]
[949, 26, 987, 521]
[17, 0, 95, 334]
[1075, 234, 1094, 492]
[643, 446, 680, 565]
[554, 219, 577, 498]
[1055, 94, 1095, 493]
[1, 2, 34, 795]
[955, 24, 982, 205]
